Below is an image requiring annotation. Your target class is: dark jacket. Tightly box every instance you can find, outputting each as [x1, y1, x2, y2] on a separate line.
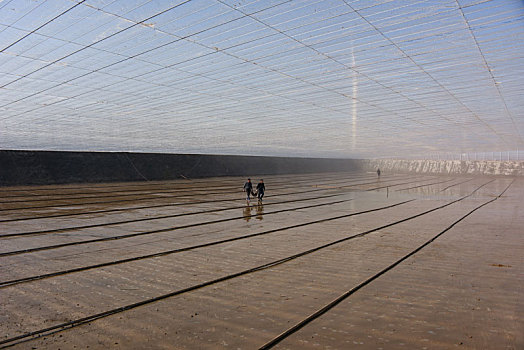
[256, 183, 265, 193]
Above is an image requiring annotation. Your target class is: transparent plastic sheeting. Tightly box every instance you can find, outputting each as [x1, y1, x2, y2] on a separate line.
[0, 0, 522, 158]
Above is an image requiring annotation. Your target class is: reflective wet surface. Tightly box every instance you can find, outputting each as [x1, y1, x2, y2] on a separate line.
[0, 172, 522, 349]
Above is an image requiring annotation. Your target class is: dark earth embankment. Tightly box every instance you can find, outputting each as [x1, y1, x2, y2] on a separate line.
[0, 150, 361, 186]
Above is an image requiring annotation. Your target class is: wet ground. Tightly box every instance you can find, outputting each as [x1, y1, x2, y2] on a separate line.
[0, 172, 522, 349]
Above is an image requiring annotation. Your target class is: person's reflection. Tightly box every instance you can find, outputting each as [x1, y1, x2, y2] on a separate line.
[256, 203, 264, 220]
[243, 205, 252, 222]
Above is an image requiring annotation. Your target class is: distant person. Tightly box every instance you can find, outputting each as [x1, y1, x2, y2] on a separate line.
[243, 178, 254, 201]
[377, 168, 381, 177]
[256, 179, 265, 202]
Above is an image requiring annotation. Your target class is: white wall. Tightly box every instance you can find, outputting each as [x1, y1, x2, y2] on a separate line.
[361, 159, 524, 176]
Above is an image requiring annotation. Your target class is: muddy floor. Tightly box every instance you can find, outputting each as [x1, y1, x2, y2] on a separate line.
[0, 172, 522, 349]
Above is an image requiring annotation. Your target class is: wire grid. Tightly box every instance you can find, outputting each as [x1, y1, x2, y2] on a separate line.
[0, 0, 523, 158]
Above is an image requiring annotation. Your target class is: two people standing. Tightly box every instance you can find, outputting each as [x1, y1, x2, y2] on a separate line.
[243, 178, 265, 202]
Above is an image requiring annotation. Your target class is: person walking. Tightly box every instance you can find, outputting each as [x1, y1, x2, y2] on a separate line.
[243, 178, 254, 202]
[377, 168, 381, 177]
[256, 179, 265, 202]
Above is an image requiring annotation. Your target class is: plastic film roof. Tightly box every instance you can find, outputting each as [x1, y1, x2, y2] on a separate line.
[0, 0, 523, 158]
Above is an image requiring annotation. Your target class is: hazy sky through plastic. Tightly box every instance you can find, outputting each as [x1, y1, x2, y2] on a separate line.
[0, 0, 523, 158]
